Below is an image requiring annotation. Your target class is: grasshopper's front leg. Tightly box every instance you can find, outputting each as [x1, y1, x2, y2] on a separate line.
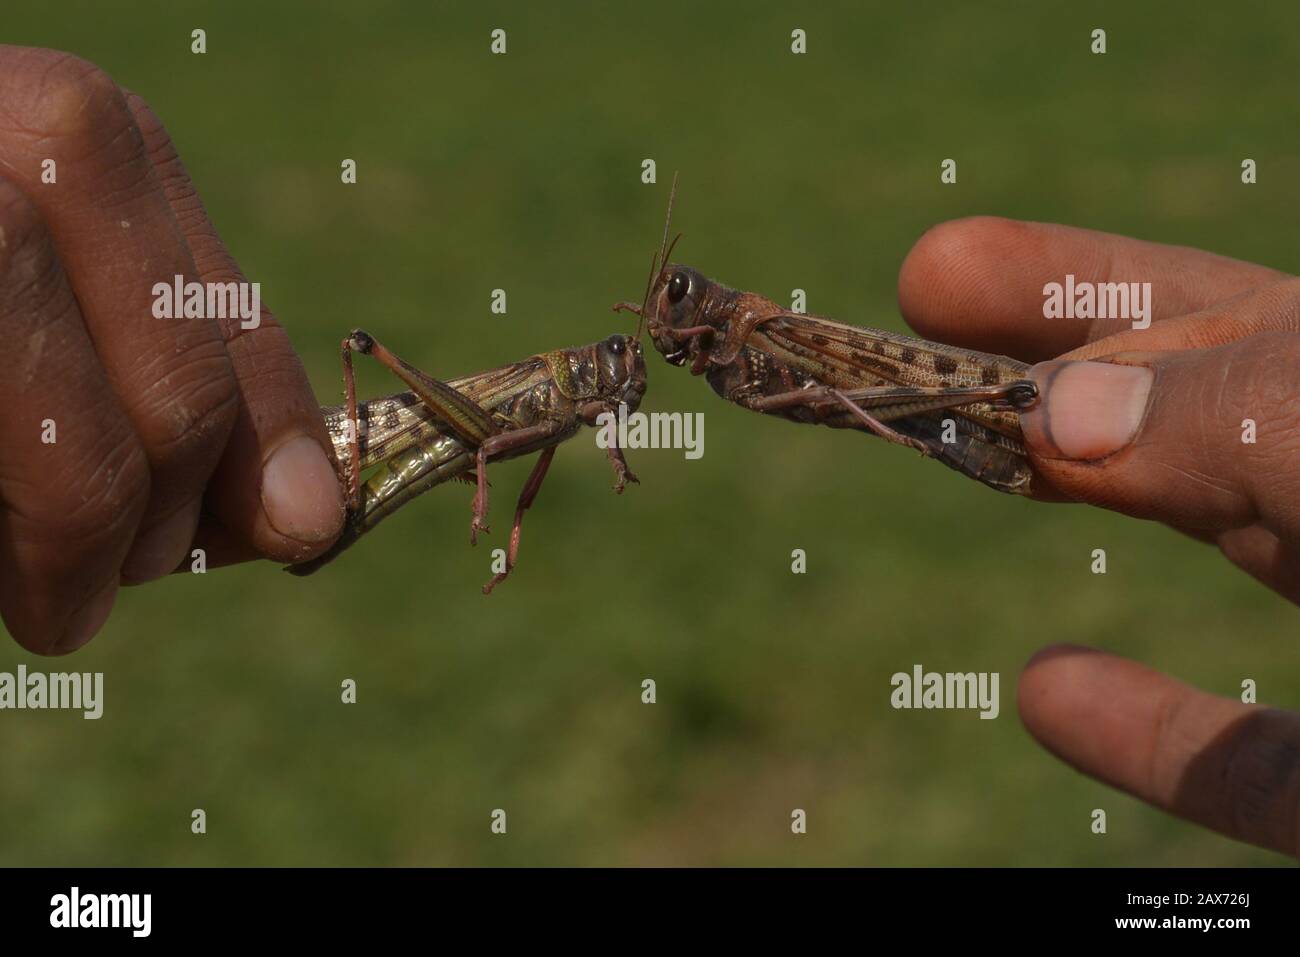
[581, 402, 638, 493]
[604, 442, 638, 493]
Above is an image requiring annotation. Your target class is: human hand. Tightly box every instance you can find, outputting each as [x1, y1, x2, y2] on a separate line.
[0, 47, 344, 655]
[899, 216, 1300, 856]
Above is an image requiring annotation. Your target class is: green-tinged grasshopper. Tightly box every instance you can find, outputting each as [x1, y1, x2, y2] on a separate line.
[615, 191, 1039, 495]
[288, 330, 647, 592]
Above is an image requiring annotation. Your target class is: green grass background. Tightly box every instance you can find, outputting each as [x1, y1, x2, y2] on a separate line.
[1, 0, 1297, 865]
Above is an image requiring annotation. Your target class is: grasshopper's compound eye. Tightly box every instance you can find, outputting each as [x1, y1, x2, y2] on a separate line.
[606, 335, 626, 355]
[667, 272, 690, 304]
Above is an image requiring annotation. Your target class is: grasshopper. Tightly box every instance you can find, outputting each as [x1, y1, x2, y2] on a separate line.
[288, 330, 647, 592]
[615, 188, 1039, 495]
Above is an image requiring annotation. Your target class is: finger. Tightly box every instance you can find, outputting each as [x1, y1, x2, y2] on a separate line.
[124, 93, 343, 564]
[0, 175, 149, 654]
[1062, 277, 1300, 361]
[897, 216, 1289, 362]
[1019, 645, 1300, 858]
[175, 512, 260, 573]
[0, 47, 239, 582]
[1214, 525, 1300, 606]
[1020, 331, 1300, 541]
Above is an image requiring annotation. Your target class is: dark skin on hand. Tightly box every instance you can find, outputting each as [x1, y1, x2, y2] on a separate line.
[0, 46, 344, 655]
[3, 47, 1296, 855]
[900, 216, 1300, 859]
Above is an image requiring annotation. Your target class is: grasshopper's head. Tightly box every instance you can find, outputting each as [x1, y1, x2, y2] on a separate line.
[613, 263, 726, 367]
[642, 264, 723, 366]
[593, 333, 647, 413]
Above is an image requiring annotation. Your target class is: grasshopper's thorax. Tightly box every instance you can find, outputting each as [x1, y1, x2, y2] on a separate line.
[706, 341, 818, 407]
[648, 264, 788, 368]
[540, 335, 646, 414]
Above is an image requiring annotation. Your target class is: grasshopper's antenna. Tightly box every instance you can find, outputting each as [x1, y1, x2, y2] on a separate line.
[662, 232, 682, 269]
[659, 171, 678, 269]
[642, 172, 680, 339]
[634, 248, 657, 340]
[614, 172, 681, 340]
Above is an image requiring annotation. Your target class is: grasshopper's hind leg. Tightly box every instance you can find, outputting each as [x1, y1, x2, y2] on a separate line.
[343, 329, 511, 541]
[344, 329, 501, 447]
[744, 385, 932, 455]
[482, 446, 557, 595]
[338, 335, 363, 511]
[746, 380, 1039, 456]
[825, 390, 932, 455]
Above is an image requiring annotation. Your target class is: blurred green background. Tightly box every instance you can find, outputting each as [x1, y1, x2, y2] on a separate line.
[2, 0, 1298, 866]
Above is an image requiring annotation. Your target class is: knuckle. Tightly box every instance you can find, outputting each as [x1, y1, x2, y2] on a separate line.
[135, 344, 240, 465]
[0, 414, 149, 656]
[1222, 333, 1300, 431]
[223, 319, 296, 368]
[0, 176, 39, 234]
[119, 88, 157, 128]
[120, 89, 176, 162]
[1201, 333, 1300, 533]
[0, 176, 47, 279]
[29, 429, 151, 543]
[22, 51, 133, 148]
[66, 433, 152, 536]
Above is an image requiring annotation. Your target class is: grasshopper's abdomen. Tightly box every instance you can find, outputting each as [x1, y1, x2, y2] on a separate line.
[287, 435, 472, 576]
[889, 413, 1033, 495]
[713, 343, 1034, 496]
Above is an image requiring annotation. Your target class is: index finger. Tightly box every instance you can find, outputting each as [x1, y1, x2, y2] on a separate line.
[123, 94, 344, 566]
[897, 217, 1290, 362]
[1018, 644, 1300, 858]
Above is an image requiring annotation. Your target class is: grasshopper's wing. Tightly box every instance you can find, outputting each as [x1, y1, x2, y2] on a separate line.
[755, 313, 1030, 395]
[750, 314, 1035, 495]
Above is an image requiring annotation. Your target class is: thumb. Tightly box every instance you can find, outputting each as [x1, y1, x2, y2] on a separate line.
[1021, 330, 1300, 540]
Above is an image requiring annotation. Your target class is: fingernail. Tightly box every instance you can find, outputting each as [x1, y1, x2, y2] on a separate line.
[121, 500, 201, 584]
[1021, 361, 1154, 460]
[53, 580, 118, 655]
[261, 435, 344, 543]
